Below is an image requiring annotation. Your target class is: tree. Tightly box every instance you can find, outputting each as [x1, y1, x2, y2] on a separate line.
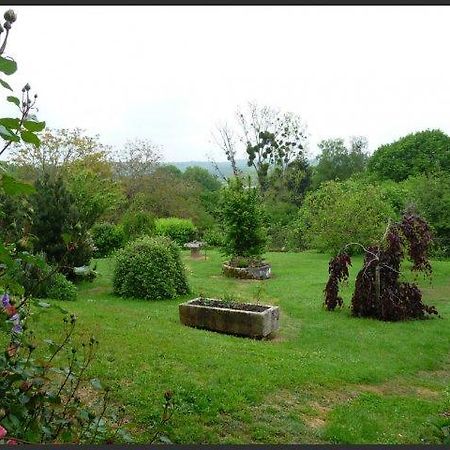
[368, 129, 450, 182]
[219, 176, 267, 262]
[111, 138, 162, 198]
[10, 128, 108, 180]
[238, 102, 308, 192]
[30, 174, 80, 266]
[403, 171, 450, 256]
[213, 102, 308, 192]
[297, 179, 397, 254]
[324, 212, 438, 321]
[312, 136, 369, 187]
[183, 166, 222, 192]
[65, 154, 124, 230]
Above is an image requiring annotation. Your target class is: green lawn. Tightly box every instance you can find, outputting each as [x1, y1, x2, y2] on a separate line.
[31, 250, 450, 444]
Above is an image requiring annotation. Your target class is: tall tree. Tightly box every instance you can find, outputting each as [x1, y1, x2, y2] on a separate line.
[368, 129, 450, 182]
[312, 136, 369, 187]
[237, 102, 308, 192]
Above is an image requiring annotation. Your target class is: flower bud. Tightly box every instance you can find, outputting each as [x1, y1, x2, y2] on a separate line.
[4, 21, 11, 30]
[4, 10, 17, 24]
[24, 83, 31, 91]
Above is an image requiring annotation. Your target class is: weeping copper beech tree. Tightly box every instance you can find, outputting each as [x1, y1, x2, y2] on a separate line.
[324, 212, 439, 321]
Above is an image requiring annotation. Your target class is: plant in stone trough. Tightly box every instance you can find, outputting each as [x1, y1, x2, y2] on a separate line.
[323, 211, 439, 321]
[219, 176, 267, 267]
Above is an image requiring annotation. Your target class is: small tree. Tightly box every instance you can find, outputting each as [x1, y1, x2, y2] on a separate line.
[219, 176, 267, 265]
[324, 212, 439, 321]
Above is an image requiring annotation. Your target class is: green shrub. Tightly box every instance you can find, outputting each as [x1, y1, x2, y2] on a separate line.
[155, 217, 197, 245]
[45, 272, 77, 301]
[113, 236, 189, 300]
[122, 211, 155, 241]
[10, 258, 78, 301]
[91, 222, 125, 257]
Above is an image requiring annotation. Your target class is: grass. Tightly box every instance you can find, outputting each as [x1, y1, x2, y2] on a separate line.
[29, 250, 450, 444]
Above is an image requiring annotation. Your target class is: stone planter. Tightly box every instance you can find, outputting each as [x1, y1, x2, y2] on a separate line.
[222, 262, 272, 280]
[179, 298, 279, 339]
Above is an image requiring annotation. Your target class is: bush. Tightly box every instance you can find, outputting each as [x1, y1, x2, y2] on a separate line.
[113, 236, 189, 300]
[121, 210, 155, 241]
[10, 256, 77, 301]
[155, 217, 197, 245]
[91, 222, 125, 257]
[45, 272, 77, 301]
[219, 177, 267, 260]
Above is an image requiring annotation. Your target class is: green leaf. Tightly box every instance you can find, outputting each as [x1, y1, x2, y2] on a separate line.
[0, 124, 19, 142]
[0, 241, 13, 267]
[23, 120, 46, 132]
[21, 130, 41, 147]
[2, 173, 35, 195]
[0, 79, 13, 90]
[0, 117, 20, 129]
[0, 56, 17, 75]
[7, 96, 20, 107]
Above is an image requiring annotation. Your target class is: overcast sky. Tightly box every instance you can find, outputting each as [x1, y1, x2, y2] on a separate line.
[2, 6, 450, 162]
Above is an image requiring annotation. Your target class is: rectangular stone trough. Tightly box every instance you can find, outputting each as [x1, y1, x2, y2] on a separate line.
[179, 298, 280, 339]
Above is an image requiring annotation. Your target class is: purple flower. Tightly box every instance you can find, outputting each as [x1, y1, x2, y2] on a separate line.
[2, 293, 10, 307]
[12, 323, 22, 334]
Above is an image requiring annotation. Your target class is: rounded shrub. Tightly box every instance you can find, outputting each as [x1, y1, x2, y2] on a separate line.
[91, 222, 125, 257]
[113, 235, 189, 300]
[121, 211, 155, 241]
[155, 217, 197, 245]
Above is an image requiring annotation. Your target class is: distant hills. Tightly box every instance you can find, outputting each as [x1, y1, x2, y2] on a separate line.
[167, 159, 252, 177]
[167, 157, 318, 177]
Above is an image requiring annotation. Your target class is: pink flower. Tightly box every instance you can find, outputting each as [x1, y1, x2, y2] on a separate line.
[6, 439, 17, 445]
[0, 425, 7, 438]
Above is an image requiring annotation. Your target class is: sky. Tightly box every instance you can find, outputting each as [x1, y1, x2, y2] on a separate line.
[1, 5, 450, 162]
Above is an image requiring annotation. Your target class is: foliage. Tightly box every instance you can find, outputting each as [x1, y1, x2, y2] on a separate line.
[121, 210, 155, 241]
[297, 179, 397, 254]
[111, 138, 162, 197]
[312, 136, 369, 188]
[403, 171, 450, 257]
[155, 217, 197, 246]
[183, 166, 222, 192]
[45, 272, 77, 301]
[10, 128, 109, 181]
[65, 163, 124, 231]
[324, 212, 439, 321]
[324, 252, 351, 311]
[202, 226, 225, 247]
[91, 222, 125, 258]
[238, 102, 308, 192]
[0, 9, 171, 445]
[0, 307, 134, 444]
[219, 176, 267, 261]
[129, 167, 212, 226]
[368, 129, 450, 182]
[113, 235, 189, 300]
[30, 173, 93, 275]
[8, 253, 76, 301]
[0, 191, 33, 247]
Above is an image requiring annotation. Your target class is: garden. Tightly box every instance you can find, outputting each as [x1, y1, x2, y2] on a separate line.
[1, 8, 450, 445]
